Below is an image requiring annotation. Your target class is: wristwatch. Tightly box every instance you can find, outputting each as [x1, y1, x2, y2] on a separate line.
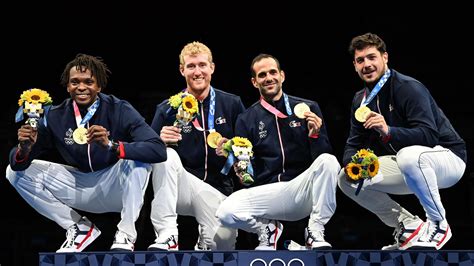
[108, 140, 120, 155]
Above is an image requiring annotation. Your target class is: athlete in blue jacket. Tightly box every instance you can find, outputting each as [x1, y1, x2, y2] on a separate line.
[338, 33, 466, 250]
[148, 42, 244, 251]
[7, 54, 167, 252]
[216, 54, 341, 250]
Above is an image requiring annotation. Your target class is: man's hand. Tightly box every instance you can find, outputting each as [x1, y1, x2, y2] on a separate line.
[304, 111, 322, 137]
[364, 111, 389, 136]
[215, 137, 229, 157]
[87, 125, 110, 146]
[17, 125, 37, 156]
[160, 126, 182, 145]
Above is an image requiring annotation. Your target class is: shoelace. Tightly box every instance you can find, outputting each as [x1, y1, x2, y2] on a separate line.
[307, 228, 325, 242]
[391, 227, 400, 244]
[61, 225, 78, 248]
[419, 221, 437, 242]
[258, 226, 271, 244]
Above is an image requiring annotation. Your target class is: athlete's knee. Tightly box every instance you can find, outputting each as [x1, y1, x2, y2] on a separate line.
[215, 200, 237, 227]
[396, 145, 426, 175]
[5, 165, 18, 184]
[153, 148, 182, 172]
[337, 168, 355, 194]
[313, 153, 341, 173]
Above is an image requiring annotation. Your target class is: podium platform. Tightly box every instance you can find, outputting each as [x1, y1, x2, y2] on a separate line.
[39, 250, 474, 265]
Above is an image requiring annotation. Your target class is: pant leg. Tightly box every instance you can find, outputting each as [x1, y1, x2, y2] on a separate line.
[150, 148, 236, 249]
[150, 148, 181, 238]
[5, 158, 149, 241]
[6, 160, 83, 229]
[338, 155, 414, 227]
[397, 145, 465, 221]
[285, 153, 340, 231]
[115, 160, 151, 241]
[178, 169, 237, 250]
[217, 153, 340, 232]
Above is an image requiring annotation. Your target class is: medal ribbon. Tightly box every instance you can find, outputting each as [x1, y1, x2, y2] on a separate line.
[73, 99, 100, 129]
[360, 69, 391, 107]
[259, 93, 292, 118]
[192, 86, 216, 132]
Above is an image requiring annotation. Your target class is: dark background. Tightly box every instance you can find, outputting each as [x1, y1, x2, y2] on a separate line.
[1, 5, 473, 265]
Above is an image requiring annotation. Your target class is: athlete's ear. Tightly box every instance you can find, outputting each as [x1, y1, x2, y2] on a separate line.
[383, 52, 388, 65]
[251, 77, 258, 89]
[281, 70, 285, 83]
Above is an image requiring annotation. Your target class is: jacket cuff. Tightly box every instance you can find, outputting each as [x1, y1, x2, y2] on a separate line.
[118, 141, 125, 159]
[14, 148, 28, 163]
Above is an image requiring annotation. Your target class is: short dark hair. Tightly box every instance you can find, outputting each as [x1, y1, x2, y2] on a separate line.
[60, 53, 111, 89]
[348, 33, 387, 57]
[250, 53, 281, 78]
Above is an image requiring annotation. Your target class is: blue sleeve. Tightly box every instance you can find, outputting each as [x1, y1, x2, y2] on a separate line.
[119, 102, 167, 163]
[151, 104, 166, 134]
[388, 81, 439, 150]
[9, 119, 54, 171]
[235, 112, 251, 140]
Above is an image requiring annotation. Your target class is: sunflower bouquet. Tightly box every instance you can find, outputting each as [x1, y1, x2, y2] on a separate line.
[15, 88, 53, 128]
[168, 92, 199, 128]
[345, 148, 379, 195]
[220, 136, 255, 186]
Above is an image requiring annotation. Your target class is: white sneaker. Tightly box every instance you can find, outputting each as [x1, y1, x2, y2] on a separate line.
[411, 219, 452, 250]
[148, 235, 179, 251]
[110, 230, 134, 251]
[56, 216, 101, 253]
[381, 216, 424, 250]
[255, 220, 283, 250]
[305, 227, 331, 250]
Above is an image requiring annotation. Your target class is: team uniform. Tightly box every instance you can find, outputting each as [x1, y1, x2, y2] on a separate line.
[216, 94, 341, 250]
[338, 69, 466, 250]
[149, 87, 245, 250]
[6, 93, 167, 251]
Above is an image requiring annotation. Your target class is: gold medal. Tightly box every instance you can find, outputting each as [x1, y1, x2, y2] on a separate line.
[294, 102, 310, 119]
[355, 106, 371, 122]
[73, 127, 88, 145]
[207, 131, 222, 149]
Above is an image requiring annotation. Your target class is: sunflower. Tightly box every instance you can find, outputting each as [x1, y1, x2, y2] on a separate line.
[346, 162, 362, 181]
[18, 88, 52, 107]
[368, 159, 379, 178]
[231, 136, 252, 148]
[168, 92, 183, 109]
[356, 149, 371, 159]
[347, 148, 379, 181]
[182, 95, 198, 115]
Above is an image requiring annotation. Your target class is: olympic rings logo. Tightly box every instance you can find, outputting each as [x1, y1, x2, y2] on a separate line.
[249, 257, 304, 266]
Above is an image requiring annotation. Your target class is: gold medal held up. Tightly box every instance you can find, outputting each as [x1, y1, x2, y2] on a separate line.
[207, 131, 222, 149]
[73, 127, 88, 145]
[294, 102, 310, 119]
[355, 106, 371, 122]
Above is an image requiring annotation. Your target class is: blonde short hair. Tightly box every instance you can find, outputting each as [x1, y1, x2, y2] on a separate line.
[179, 41, 213, 66]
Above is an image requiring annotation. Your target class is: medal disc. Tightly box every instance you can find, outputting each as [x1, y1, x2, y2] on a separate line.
[73, 127, 88, 145]
[207, 131, 222, 148]
[294, 102, 310, 119]
[355, 106, 371, 122]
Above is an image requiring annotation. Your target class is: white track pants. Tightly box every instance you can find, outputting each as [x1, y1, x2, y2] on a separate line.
[150, 148, 236, 250]
[338, 145, 466, 226]
[216, 153, 340, 233]
[6, 159, 150, 241]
